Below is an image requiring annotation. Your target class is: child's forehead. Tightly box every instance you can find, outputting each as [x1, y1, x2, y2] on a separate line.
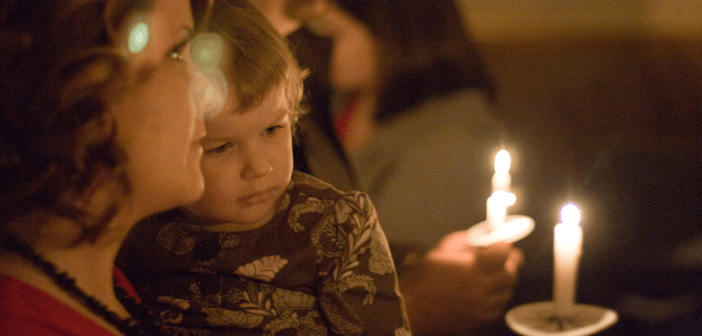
[228, 82, 290, 116]
[203, 88, 291, 135]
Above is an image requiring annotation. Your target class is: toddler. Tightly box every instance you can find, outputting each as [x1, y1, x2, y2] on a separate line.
[117, 1, 410, 335]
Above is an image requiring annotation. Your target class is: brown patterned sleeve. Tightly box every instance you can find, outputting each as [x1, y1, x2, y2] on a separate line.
[312, 191, 412, 335]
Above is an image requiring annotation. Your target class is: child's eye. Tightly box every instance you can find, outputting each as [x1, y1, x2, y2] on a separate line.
[205, 142, 232, 155]
[263, 125, 283, 136]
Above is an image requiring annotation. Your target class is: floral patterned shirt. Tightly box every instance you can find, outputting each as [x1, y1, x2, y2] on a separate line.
[117, 171, 411, 336]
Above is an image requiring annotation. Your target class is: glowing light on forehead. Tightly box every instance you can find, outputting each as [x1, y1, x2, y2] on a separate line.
[127, 21, 149, 54]
[189, 33, 229, 120]
[191, 33, 224, 69]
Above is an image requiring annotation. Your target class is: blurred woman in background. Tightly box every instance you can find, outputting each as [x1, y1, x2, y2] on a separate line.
[288, 0, 523, 334]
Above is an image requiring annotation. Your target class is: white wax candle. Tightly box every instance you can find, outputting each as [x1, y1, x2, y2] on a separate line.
[492, 150, 511, 192]
[486, 191, 516, 231]
[553, 204, 583, 318]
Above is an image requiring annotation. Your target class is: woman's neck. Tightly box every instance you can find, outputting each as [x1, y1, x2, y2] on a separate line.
[0, 217, 134, 335]
[41, 239, 127, 313]
[338, 90, 377, 154]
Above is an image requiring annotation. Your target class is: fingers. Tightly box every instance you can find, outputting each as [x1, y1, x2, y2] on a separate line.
[476, 244, 522, 294]
[475, 242, 511, 273]
[505, 247, 524, 275]
[436, 230, 477, 251]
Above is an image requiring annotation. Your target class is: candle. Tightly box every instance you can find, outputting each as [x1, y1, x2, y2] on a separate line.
[553, 204, 583, 318]
[486, 191, 516, 231]
[492, 150, 511, 192]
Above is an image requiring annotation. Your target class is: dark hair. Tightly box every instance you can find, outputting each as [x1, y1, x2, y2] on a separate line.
[0, 0, 212, 244]
[334, 0, 495, 122]
[204, 0, 306, 126]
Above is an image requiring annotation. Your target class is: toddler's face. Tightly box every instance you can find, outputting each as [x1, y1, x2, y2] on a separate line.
[186, 86, 293, 230]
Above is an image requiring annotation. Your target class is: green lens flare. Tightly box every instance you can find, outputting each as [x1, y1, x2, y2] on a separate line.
[128, 21, 149, 54]
[191, 33, 223, 69]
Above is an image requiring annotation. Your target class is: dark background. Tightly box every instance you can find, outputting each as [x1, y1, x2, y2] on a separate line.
[475, 35, 702, 335]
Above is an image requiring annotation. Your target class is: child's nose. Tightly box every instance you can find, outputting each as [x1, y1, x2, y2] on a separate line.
[241, 145, 273, 179]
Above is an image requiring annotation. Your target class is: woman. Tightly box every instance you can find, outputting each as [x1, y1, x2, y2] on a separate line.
[303, 0, 499, 239]
[289, 0, 522, 334]
[0, 0, 214, 334]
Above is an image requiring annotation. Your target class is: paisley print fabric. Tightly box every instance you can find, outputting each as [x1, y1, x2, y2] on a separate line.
[117, 171, 411, 336]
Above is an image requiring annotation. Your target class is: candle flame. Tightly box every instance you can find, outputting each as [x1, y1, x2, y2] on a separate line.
[561, 204, 581, 226]
[495, 150, 511, 173]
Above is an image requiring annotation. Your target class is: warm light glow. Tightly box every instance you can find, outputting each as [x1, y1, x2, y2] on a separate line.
[128, 21, 149, 54]
[191, 33, 224, 69]
[189, 34, 228, 120]
[561, 204, 581, 226]
[495, 150, 511, 173]
[190, 68, 227, 120]
[492, 191, 516, 206]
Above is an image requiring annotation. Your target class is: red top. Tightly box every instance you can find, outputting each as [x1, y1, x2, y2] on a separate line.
[0, 275, 116, 336]
[113, 266, 141, 304]
[333, 94, 358, 141]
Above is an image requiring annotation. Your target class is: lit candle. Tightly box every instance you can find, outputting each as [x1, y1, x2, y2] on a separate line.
[492, 150, 511, 192]
[486, 191, 516, 231]
[553, 204, 583, 318]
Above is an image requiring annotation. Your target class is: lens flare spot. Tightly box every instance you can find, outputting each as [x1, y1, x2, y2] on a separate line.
[191, 33, 224, 69]
[189, 65, 228, 121]
[205, 86, 214, 102]
[128, 21, 149, 54]
[188, 34, 228, 120]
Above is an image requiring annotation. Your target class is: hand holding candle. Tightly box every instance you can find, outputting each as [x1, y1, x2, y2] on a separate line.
[553, 204, 583, 318]
[467, 149, 533, 247]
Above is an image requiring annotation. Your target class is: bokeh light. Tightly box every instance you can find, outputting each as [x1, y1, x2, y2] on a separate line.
[191, 33, 224, 70]
[189, 33, 228, 120]
[495, 149, 511, 173]
[561, 204, 581, 226]
[127, 21, 149, 54]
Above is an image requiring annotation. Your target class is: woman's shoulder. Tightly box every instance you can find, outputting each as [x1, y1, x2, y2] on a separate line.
[364, 90, 498, 152]
[399, 89, 498, 132]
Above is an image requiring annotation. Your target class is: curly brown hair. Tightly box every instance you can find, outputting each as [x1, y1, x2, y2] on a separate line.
[0, 0, 212, 244]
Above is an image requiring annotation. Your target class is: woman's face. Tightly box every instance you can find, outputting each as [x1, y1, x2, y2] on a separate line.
[110, 0, 207, 216]
[310, 5, 378, 92]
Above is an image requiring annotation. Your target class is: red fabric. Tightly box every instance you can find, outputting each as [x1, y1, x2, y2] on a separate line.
[0, 275, 115, 336]
[113, 265, 141, 304]
[334, 95, 358, 141]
